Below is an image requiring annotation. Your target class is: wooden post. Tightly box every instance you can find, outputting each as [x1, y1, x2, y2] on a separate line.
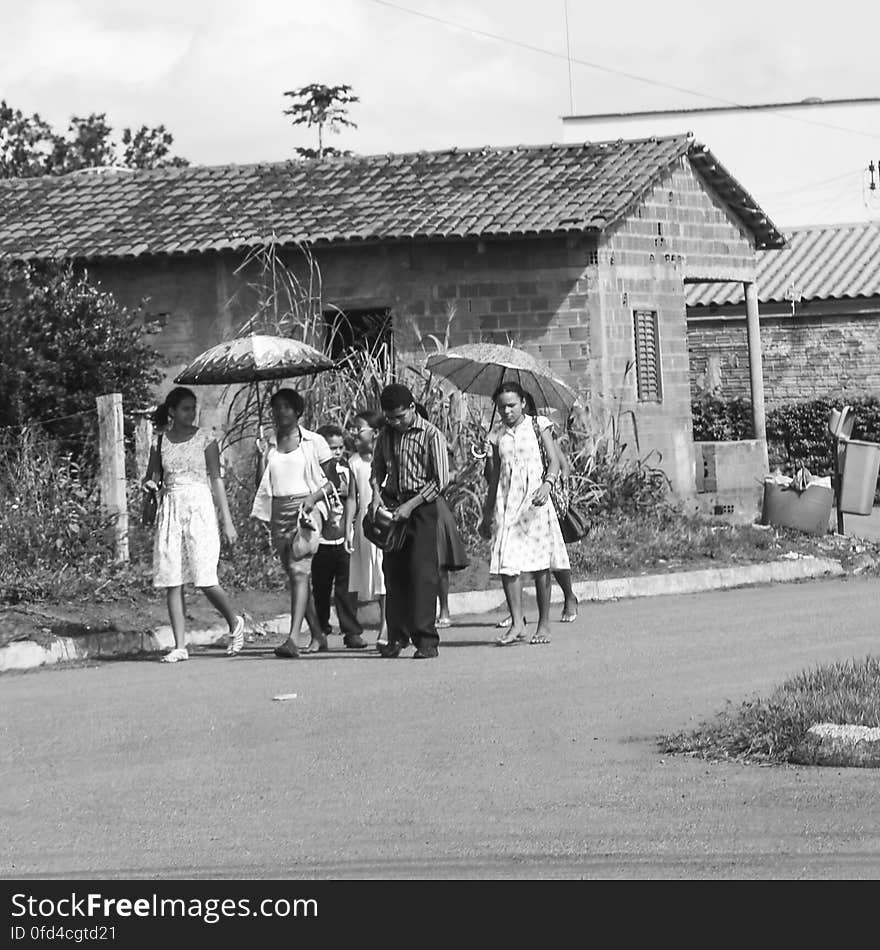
[97, 393, 129, 563]
[134, 415, 153, 484]
[744, 281, 768, 463]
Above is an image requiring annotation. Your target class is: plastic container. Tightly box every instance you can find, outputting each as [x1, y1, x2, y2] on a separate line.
[761, 479, 833, 534]
[839, 440, 880, 515]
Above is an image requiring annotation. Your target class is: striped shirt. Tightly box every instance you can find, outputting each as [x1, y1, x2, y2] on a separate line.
[371, 412, 449, 504]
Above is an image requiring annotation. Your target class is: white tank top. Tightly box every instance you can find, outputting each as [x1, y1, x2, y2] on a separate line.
[269, 447, 309, 496]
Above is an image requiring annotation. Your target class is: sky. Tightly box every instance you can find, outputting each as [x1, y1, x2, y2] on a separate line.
[3, 0, 880, 227]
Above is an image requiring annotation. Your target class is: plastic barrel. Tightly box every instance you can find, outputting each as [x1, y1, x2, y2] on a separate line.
[761, 480, 833, 534]
[839, 440, 880, 515]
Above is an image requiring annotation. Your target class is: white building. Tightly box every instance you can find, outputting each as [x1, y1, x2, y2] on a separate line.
[562, 98, 880, 227]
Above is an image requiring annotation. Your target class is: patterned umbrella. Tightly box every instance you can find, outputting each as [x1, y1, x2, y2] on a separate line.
[425, 342, 578, 416]
[174, 334, 336, 385]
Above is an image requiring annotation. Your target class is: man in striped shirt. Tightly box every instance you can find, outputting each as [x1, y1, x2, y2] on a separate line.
[371, 384, 450, 659]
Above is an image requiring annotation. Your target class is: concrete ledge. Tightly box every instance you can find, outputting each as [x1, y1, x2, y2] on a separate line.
[0, 555, 849, 673]
[0, 622, 232, 674]
[792, 723, 880, 768]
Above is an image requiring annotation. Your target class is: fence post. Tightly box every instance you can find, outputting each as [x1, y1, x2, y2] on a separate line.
[134, 414, 153, 483]
[97, 393, 129, 563]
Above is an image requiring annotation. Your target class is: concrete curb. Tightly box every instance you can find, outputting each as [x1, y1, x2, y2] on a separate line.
[792, 723, 880, 768]
[0, 555, 848, 674]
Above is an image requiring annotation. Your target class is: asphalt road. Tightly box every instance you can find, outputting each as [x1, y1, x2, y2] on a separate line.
[3, 575, 880, 880]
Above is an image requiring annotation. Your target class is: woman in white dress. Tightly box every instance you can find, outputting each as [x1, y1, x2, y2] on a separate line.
[479, 381, 569, 646]
[143, 387, 244, 663]
[344, 409, 387, 647]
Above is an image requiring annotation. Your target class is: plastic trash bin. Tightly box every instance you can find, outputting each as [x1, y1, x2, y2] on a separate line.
[839, 440, 880, 515]
[761, 479, 833, 534]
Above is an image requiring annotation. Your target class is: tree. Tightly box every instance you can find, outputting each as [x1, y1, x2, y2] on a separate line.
[0, 262, 163, 460]
[282, 83, 359, 160]
[0, 101, 189, 178]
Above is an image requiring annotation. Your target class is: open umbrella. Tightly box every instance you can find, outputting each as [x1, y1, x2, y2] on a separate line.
[425, 342, 578, 416]
[174, 334, 336, 385]
[174, 333, 338, 445]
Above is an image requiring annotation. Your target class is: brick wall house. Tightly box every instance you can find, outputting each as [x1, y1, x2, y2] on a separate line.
[687, 221, 880, 405]
[0, 134, 783, 499]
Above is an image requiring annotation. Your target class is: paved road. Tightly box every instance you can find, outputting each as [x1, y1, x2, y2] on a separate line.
[3, 575, 880, 880]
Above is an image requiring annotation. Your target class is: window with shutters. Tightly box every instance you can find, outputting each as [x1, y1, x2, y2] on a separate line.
[632, 309, 662, 402]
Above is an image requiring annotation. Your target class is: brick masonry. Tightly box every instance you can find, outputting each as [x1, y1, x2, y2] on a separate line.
[87, 155, 761, 499]
[688, 299, 880, 405]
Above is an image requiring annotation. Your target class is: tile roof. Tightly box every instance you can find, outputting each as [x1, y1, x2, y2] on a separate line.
[687, 220, 880, 307]
[0, 134, 784, 262]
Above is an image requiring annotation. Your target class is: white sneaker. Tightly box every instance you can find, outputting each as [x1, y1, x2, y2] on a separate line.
[161, 647, 189, 663]
[226, 616, 245, 656]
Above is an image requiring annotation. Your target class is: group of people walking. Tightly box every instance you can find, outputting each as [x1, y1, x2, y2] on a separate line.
[143, 378, 578, 663]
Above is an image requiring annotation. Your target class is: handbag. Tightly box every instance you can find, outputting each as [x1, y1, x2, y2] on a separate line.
[141, 433, 163, 528]
[531, 416, 570, 518]
[559, 503, 590, 543]
[362, 506, 408, 553]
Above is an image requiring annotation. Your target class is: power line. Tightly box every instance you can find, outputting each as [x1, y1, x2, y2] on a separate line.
[365, 0, 880, 142]
[759, 168, 863, 199]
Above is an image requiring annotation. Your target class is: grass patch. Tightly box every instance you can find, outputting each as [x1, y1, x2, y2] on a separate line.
[660, 655, 880, 765]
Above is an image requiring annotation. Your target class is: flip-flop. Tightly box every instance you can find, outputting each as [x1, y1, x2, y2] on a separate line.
[436, 617, 452, 628]
[495, 627, 526, 646]
[274, 642, 300, 659]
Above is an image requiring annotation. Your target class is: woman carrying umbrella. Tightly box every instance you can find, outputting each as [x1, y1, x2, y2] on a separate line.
[479, 381, 570, 646]
[250, 388, 335, 658]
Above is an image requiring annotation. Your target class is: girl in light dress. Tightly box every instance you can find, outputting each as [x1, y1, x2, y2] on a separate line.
[344, 409, 388, 648]
[143, 387, 244, 664]
[479, 381, 570, 646]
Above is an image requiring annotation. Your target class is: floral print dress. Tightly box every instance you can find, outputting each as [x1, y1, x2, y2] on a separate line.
[152, 428, 221, 588]
[489, 415, 570, 577]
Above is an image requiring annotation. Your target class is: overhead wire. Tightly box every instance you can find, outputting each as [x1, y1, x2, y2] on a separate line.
[364, 0, 880, 142]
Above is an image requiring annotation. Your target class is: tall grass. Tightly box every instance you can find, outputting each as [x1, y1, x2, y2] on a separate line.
[661, 656, 880, 764]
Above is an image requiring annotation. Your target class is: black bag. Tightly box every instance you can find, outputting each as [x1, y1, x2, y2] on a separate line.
[559, 504, 590, 543]
[362, 506, 408, 553]
[141, 433, 163, 528]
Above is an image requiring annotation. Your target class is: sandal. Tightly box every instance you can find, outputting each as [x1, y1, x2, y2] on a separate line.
[496, 614, 529, 628]
[226, 615, 245, 655]
[161, 647, 189, 663]
[305, 633, 329, 654]
[495, 626, 526, 646]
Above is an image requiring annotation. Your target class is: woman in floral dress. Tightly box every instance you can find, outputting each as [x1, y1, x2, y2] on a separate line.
[144, 387, 244, 663]
[479, 381, 569, 646]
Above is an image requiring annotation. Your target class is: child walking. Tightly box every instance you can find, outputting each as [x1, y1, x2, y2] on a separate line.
[143, 387, 244, 663]
[311, 424, 367, 649]
[344, 410, 387, 648]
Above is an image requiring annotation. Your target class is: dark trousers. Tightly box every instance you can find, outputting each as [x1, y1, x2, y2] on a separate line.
[311, 543, 362, 637]
[382, 501, 439, 652]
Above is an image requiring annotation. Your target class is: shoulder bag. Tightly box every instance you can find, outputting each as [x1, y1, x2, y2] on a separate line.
[531, 416, 570, 518]
[141, 433, 163, 528]
[362, 505, 408, 553]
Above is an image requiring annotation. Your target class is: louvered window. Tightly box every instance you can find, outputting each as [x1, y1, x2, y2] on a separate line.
[633, 309, 662, 402]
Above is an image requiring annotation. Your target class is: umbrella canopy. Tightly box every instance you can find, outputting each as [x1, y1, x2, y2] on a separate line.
[425, 343, 579, 416]
[174, 334, 336, 385]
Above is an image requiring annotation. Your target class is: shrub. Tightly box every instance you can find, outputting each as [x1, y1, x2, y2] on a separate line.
[0, 261, 162, 463]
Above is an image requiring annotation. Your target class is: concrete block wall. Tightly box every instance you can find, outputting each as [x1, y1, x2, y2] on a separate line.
[688, 305, 880, 405]
[596, 158, 758, 496]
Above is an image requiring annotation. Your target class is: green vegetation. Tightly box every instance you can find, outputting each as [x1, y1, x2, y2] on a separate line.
[660, 656, 880, 765]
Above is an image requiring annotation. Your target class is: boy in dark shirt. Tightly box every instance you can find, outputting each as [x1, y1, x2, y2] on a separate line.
[312, 424, 366, 648]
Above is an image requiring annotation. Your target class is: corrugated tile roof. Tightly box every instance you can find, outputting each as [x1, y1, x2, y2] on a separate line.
[687, 220, 880, 307]
[0, 134, 784, 262]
